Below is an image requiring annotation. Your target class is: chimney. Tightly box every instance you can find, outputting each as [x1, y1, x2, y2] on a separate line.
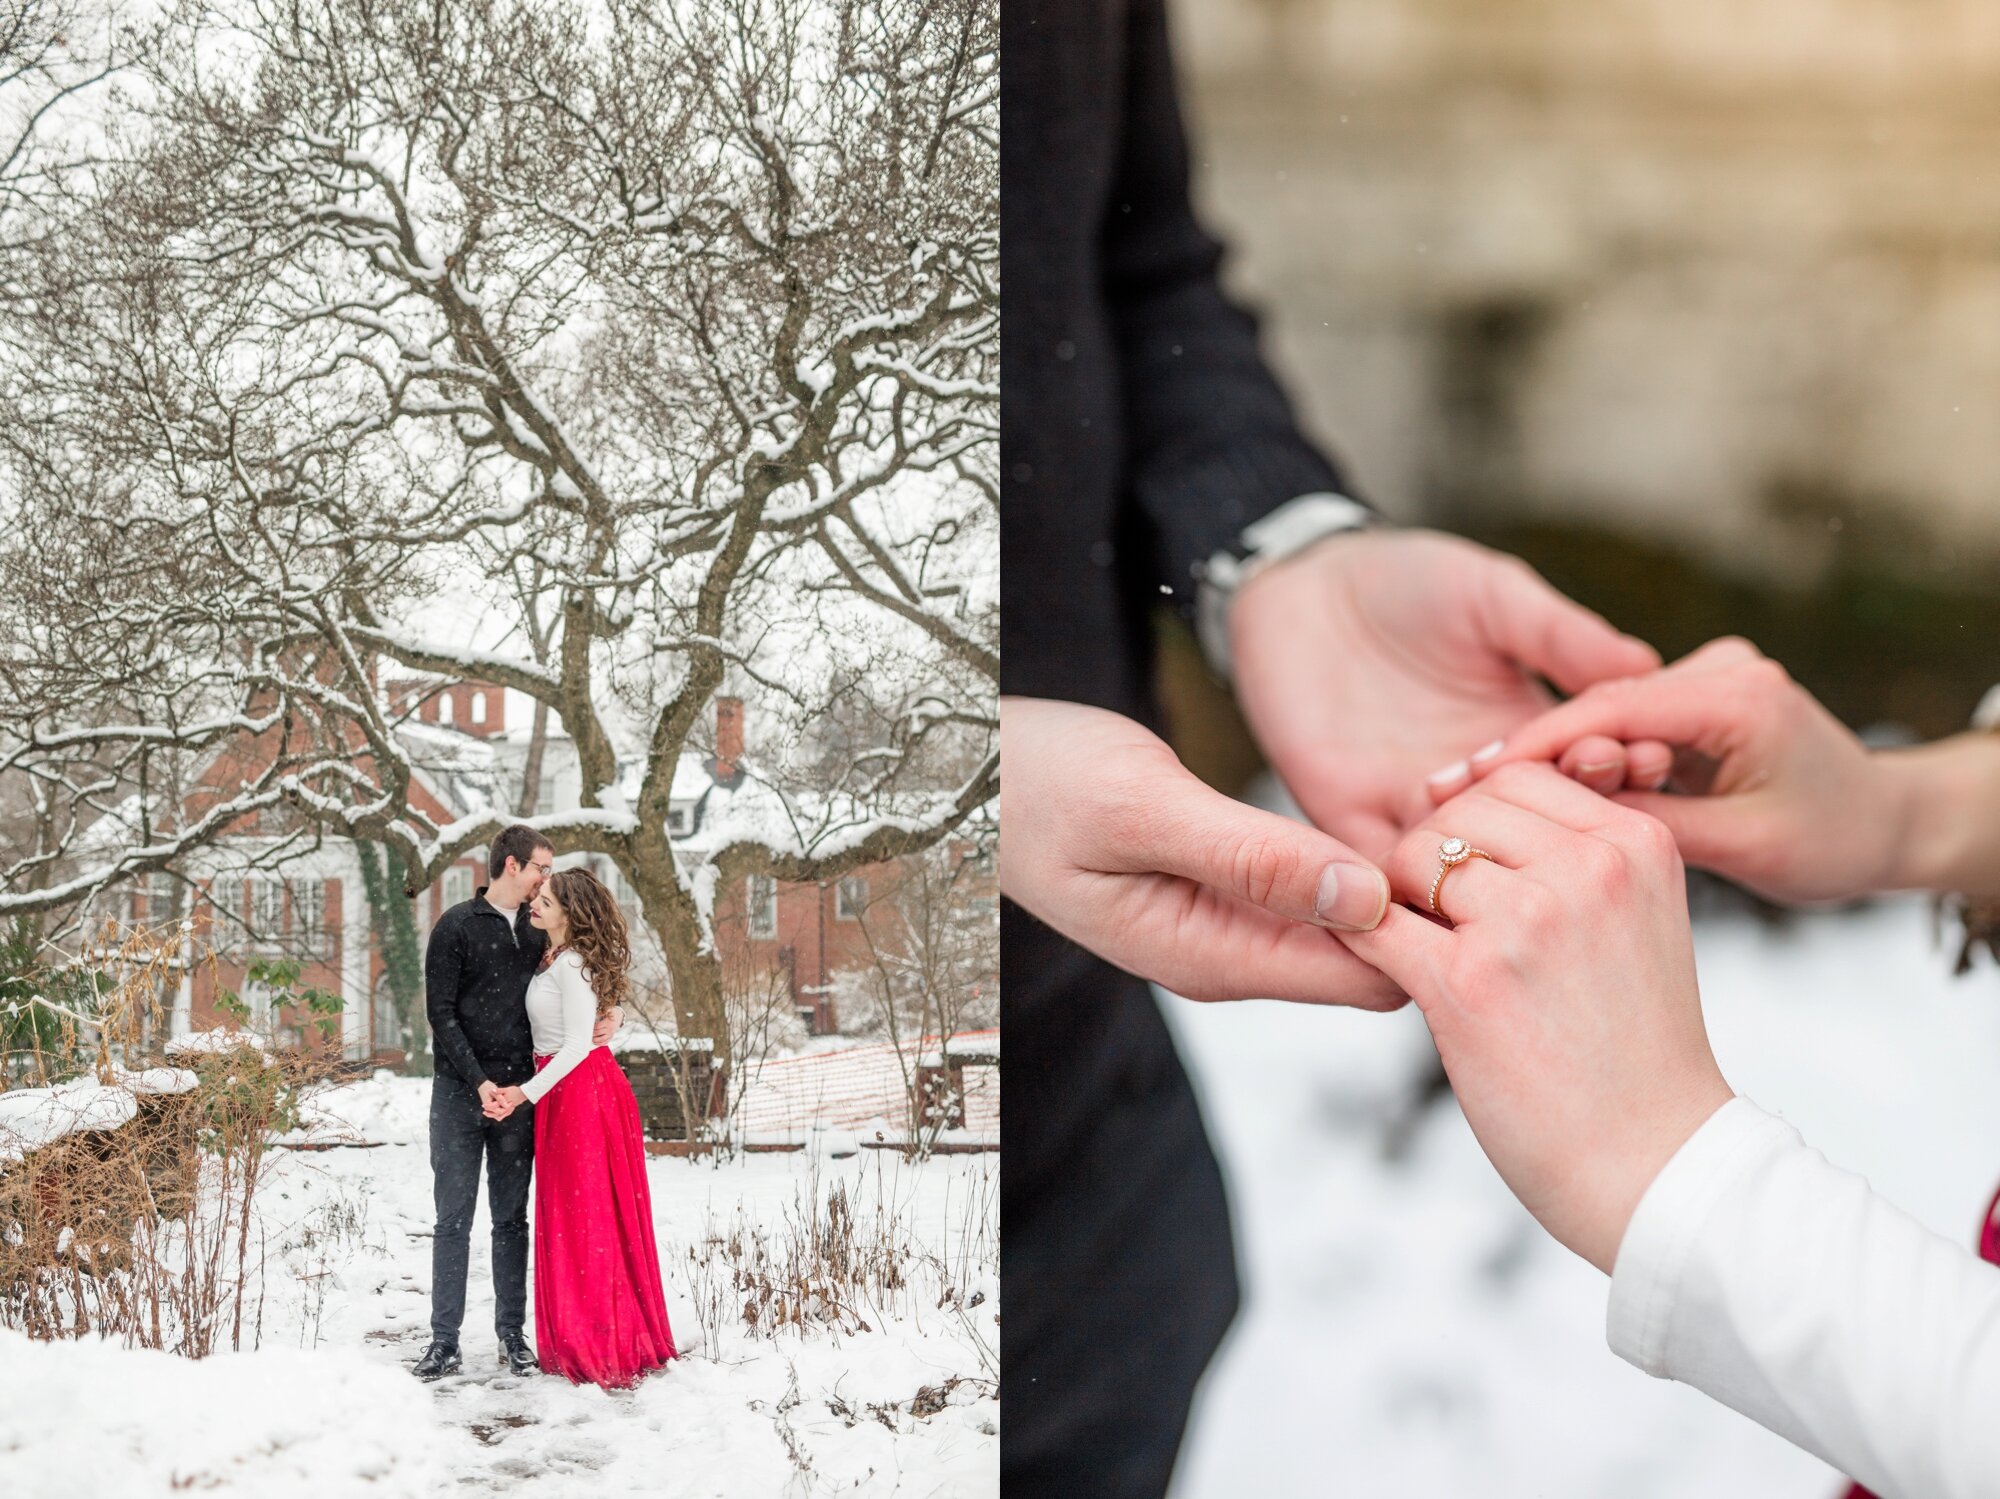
[715, 696, 744, 781]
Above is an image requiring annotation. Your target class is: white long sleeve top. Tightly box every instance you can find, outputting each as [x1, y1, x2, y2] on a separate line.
[1608, 1095, 2000, 1498]
[518, 949, 602, 1105]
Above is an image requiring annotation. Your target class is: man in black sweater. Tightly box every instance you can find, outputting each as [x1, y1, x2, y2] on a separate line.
[412, 824, 619, 1380]
[1002, 4, 1662, 1495]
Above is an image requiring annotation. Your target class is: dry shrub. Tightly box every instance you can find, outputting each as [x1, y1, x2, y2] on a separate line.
[0, 921, 345, 1354]
[679, 1153, 998, 1375]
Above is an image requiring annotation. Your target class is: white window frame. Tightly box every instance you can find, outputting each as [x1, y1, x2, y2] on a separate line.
[248, 877, 286, 953]
[443, 865, 474, 910]
[746, 875, 777, 940]
[835, 875, 867, 922]
[470, 692, 487, 725]
[292, 876, 326, 960]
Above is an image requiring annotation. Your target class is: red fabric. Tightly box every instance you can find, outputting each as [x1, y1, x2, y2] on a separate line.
[1836, 1179, 2000, 1499]
[531, 1047, 678, 1388]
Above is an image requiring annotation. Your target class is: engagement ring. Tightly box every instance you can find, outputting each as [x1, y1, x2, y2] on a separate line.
[1428, 836, 1493, 919]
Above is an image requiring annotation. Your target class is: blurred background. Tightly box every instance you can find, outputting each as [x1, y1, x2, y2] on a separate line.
[1157, 0, 2000, 786]
[1148, 1, 2000, 1493]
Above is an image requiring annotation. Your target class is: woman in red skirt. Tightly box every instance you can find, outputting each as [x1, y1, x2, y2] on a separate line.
[484, 867, 677, 1389]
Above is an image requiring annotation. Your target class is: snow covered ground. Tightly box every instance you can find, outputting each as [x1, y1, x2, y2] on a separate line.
[0, 1077, 999, 1498]
[1161, 892, 2000, 1497]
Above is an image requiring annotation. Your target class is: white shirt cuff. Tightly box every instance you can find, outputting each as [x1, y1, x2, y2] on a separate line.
[1607, 1095, 1791, 1373]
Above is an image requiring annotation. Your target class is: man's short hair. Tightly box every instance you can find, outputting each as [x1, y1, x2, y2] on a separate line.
[488, 824, 555, 880]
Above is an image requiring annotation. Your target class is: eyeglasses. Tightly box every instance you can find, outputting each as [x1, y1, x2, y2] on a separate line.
[529, 860, 555, 877]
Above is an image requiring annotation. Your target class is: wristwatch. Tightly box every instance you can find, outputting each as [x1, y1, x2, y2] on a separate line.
[1193, 492, 1377, 679]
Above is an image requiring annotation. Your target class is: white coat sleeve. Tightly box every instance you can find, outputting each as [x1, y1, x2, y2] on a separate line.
[518, 954, 599, 1105]
[1608, 1095, 2000, 1499]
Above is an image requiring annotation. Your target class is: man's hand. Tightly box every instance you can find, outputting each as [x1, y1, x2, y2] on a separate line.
[1230, 529, 1661, 861]
[591, 1006, 622, 1047]
[999, 697, 1403, 1009]
[476, 1079, 501, 1114]
[483, 1085, 528, 1121]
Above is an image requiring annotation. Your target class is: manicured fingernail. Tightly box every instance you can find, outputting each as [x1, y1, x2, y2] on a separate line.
[1576, 759, 1623, 776]
[1315, 860, 1390, 931]
[1426, 760, 1469, 788]
[1470, 740, 1504, 764]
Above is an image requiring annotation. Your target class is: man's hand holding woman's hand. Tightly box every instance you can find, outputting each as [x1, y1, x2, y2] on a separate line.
[475, 1006, 625, 1121]
[1000, 697, 1404, 1009]
[483, 1084, 529, 1121]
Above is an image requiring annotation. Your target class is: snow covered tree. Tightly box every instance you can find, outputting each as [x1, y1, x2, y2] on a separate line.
[0, 0, 997, 1059]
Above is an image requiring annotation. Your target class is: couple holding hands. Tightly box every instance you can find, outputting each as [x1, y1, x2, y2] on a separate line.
[1002, 5, 2000, 1496]
[1006, 529, 2000, 1499]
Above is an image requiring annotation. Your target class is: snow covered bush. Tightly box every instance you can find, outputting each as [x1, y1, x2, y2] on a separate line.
[0, 922, 346, 1354]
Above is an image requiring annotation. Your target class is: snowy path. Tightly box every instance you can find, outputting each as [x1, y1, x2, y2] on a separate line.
[1, 1078, 999, 1498]
[1162, 894, 2000, 1497]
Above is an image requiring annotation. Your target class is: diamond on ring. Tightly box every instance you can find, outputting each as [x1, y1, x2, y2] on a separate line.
[1439, 837, 1469, 863]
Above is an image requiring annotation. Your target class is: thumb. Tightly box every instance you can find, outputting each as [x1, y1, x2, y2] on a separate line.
[1142, 778, 1392, 932]
[1477, 557, 1659, 695]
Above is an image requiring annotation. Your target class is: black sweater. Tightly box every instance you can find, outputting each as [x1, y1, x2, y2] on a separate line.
[1002, 0, 1361, 1485]
[423, 889, 548, 1090]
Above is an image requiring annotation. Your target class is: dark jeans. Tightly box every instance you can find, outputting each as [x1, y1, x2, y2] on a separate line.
[428, 1071, 534, 1346]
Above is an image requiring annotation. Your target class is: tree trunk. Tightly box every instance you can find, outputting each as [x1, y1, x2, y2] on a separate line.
[516, 700, 549, 816]
[625, 833, 729, 1070]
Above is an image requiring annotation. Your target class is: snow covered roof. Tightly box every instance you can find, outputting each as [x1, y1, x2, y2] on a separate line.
[395, 719, 511, 821]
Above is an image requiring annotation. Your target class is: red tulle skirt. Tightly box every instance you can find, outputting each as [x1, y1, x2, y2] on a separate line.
[531, 1047, 677, 1388]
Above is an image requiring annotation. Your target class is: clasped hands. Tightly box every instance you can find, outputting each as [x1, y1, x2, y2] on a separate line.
[1001, 530, 1959, 1273]
[479, 1006, 624, 1119]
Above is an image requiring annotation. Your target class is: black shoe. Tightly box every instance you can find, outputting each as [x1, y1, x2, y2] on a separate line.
[499, 1333, 540, 1376]
[413, 1341, 462, 1380]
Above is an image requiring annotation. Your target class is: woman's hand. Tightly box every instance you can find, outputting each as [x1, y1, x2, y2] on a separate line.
[1434, 638, 1915, 904]
[483, 1085, 529, 1121]
[999, 696, 1405, 1009]
[1338, 762, 1733, 1273]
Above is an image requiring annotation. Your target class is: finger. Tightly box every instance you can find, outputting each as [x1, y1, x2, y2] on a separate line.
[1378, 800, 1562, 924]
[1093, 871, 1410, 1009]
[1423, 757, 1474, 806]
[1624, 739, 1674, 790]
[1137, 779, 1391, 932]
[1557, 735, 1628, 795]
[1465, 760, 1651, 839]
[1475, 556, 1661, 695]
[1677, 635, 1766, 671]
[1476, 670, 1748, 774]
[1333, 904, 1453, 1013]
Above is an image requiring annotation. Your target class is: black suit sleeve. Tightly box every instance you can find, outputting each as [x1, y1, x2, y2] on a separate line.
[1105, 0, 1368, 609]
[424, 917, 486, 1089]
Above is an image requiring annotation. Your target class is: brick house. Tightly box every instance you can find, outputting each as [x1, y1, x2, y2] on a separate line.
[128, 679, 988, 1058]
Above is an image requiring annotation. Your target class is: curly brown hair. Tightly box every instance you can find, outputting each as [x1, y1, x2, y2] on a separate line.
[540, 868, 630, 1018]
